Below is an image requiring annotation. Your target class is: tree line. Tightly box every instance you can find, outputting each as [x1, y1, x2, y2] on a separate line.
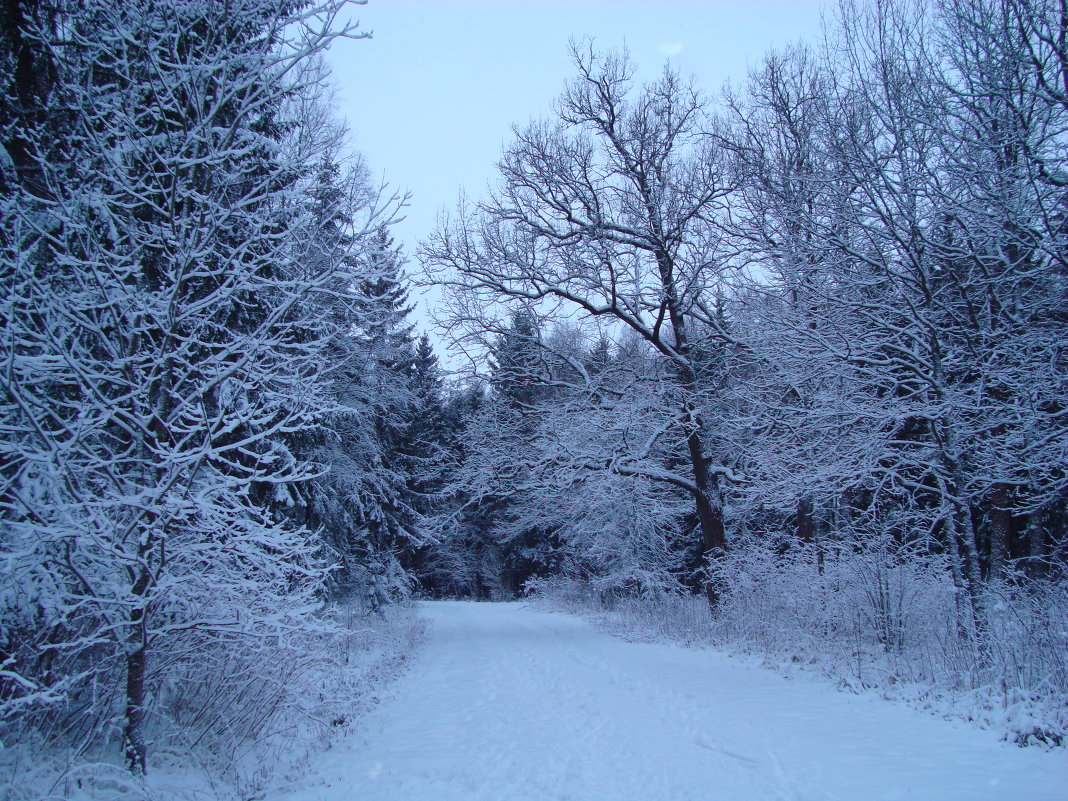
[2, 0, 1067, 783]
[418, 0, 1067, 732]
[0, 0, 454, 781]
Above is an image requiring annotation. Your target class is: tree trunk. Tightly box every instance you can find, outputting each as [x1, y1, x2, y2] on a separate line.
[944, 504, 982, 641]
[124, 571, 150, 776]
[689, 435, 725, 555]
[796, 496, 815, 543]
[986, 483, 1012, 582]
[796, 496, 824, 575]
[124, 644, 147, 775]
[944, 511, 972, 639]
[936, 425, 982, 636]
[1024, 509, 1047, 577]
[657, 247, 728, 603]
[957, 506, 983, 602]
[685, 423, 726, 604]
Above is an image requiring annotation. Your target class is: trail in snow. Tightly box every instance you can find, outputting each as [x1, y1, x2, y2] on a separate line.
[273, 601, 1067, 801]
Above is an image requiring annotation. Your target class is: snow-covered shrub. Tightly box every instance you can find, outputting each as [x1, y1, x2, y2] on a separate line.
[707, 537, 958, 675]
[155, 603, 426, 798]
[533, 539, 1068, 746]
[708, 539, 1068, 745]
[528, 575, 716, 646]
[0, 602, 426, 801]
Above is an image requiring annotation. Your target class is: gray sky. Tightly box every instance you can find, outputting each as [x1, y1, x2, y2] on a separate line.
[325, 0, 830, 348]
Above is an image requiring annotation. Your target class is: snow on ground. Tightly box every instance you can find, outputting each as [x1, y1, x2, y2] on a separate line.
[270, 600, 1067, 801]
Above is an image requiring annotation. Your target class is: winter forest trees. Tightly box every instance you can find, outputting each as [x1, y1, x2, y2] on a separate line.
[0, 0, 448, 784]
[1, 0, 1066, 790]
[428, 0, 1068, 594]
[423, 44, 736, 597]
[423, 0, 1067, 742]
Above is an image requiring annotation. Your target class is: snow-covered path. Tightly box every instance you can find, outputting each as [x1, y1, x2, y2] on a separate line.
[277, 601, 1067, 801]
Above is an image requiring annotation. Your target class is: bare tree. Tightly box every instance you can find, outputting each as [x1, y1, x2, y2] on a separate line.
[422, 44, 739, 591]
[717, 0, 1067, 622]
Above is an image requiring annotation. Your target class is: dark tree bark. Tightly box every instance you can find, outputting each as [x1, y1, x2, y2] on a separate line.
[986, 484, 1013, 582]
[123, 568, 150, 775]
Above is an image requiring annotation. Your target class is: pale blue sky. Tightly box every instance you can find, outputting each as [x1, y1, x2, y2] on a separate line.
[327, 0, 830, 253]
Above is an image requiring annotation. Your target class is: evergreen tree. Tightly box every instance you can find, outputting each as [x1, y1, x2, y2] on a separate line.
[439, 311, 568, 596]
[419, 381, 510, 598]
[347, 229, 424, 604]
[398, 334, 454, 587]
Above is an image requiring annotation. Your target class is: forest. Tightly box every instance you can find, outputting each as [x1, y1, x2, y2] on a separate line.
[1, 0, 1066, 798]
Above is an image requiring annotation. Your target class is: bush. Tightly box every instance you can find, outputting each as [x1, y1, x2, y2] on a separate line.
[0, 603, 426, 801]
[530, 541, 1068, 747]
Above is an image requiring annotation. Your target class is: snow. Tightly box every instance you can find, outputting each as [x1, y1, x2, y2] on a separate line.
[269, 601, 1068, 801]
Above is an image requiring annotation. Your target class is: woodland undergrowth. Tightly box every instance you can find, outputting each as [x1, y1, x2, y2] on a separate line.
[0, 603, 426, 801]
[529, 548, 1068, 750]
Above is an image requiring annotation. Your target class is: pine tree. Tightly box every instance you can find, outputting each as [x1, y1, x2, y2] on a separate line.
[446, 310, 567, 596]
[347, 229, 424, 604]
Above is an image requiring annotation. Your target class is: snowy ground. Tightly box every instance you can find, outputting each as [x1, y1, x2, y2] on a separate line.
[270, 600, 1067, 801]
